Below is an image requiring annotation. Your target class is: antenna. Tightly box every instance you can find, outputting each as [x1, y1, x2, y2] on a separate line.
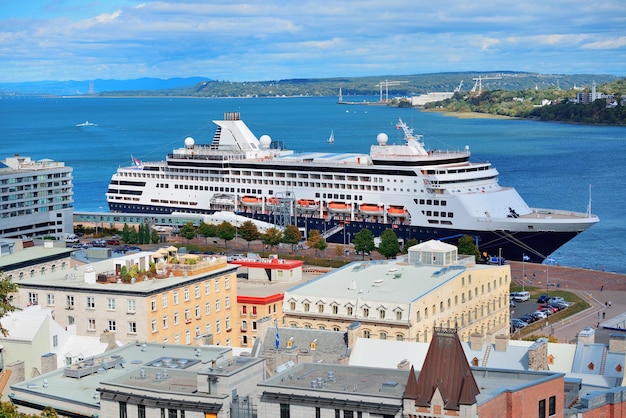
[587, 184, 593, 217]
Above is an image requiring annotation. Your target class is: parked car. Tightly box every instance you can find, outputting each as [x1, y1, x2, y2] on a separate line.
[513, 291, 530, 302]
[547, 296, 565, 304]
[511, 318, 528, 329]
[537, 294, 550, 304]
[519, 314, 536, 324]
[106, 239, 120, 246]
[532, 311, 548, 320]
[539, 305, 559, 313]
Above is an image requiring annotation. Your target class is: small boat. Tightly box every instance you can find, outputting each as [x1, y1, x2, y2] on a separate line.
[327, 130, 334, 144]
[296, 199, 320, 211]
[359, 204, 384, 216]
[327, 202, 351, 214]
[387, 206, 409, 218]
[76, 120, 97, 127]
[241, 196, 263, 207]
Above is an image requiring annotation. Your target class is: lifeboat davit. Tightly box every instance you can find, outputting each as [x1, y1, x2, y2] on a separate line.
[387, 206, 409, 218]
[327, 202, 352, 214]
[359, 204, 384, 216]
[241, 196, 263, 207]
[296, 199, 320, 211]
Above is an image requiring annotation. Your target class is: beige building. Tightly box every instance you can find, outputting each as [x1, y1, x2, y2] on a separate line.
[282, 240, 510, 343]
[13, 249, 240, 347]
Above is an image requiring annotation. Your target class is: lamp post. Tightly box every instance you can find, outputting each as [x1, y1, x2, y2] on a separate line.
[546, 256, 556, 295]
[522, 254, 530, 292]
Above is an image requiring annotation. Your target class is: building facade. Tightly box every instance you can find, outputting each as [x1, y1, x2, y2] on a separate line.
[0, 155, 73, 239]
[13, 250, 240, 347]
[283, 240, 510, 343]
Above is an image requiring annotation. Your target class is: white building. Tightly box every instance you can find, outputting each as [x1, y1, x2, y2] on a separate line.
[0, 155, 74, 239]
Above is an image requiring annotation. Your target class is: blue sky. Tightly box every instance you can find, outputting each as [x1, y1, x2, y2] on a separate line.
[1, 0, 625, 82]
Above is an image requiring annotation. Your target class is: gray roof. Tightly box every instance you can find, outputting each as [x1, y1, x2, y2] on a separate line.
[256, 326, 350, 365]
[10, 342, 254, 411]
[285, 258, 487, 304]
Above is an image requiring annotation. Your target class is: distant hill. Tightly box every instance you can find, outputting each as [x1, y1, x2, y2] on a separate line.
[0, 77, 210, 96]
[0, 72, 620, 98]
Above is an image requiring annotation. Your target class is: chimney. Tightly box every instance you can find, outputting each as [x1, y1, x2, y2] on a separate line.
[609, 334, 626, 353]
[100, 331, 117, 351]
[527, 338, 549, 371]
[255, 317, 274, 347]
[346, 321, 361, 348]
[469, 332, 484, 351]
[397, 359, 411, 370]
[41, 353, 58, 374]
[577, 326, 595, 345]
[494, 334, 509, 352]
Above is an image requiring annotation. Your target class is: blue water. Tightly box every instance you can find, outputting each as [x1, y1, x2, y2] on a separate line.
[1, 96, 624, 273]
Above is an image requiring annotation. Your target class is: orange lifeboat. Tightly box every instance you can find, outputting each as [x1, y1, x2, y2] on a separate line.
[296, 199, 320, 211]
[266, 197, 280, 207]
[387, 206, 409, 218]
[241, 196, 263, 207]
[359, 204, 384, 216]
[327, 202, 352, 214]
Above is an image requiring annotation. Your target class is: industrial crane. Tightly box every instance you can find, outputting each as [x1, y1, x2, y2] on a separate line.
[471, 75, 502, 93]
[375, 80, 408, 102]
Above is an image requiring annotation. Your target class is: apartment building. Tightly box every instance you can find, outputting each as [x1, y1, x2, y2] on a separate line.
[13, 249, 240, 347]
[0, 154, 73, 239]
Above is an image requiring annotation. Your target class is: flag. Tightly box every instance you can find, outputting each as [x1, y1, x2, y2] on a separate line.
[547, 257, 556, 264]
[131, 155, 141, 167]
[522, 254, 530, 261]
[275, 321, 280, 349]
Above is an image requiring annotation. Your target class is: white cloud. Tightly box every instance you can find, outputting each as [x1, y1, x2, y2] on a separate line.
[0, 0, 624, 82]
[583, 37, 626, 50]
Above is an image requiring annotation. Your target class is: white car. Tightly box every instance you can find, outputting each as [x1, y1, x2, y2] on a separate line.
[533, 311, 548, 320]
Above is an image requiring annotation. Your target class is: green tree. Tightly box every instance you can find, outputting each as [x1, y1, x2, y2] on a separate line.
[197, 222, 217, 244]
[239, 221, 260, 250]
[377, 229, 400, 259]
[306, 229, 327, 256]
[121, 223, 132, 243]
[262, 227, 283, 251]
[404, 238, 418, 252]
[0, 272, 18, 336]
[180, 222, 196, 243]
[217, 221, 236, 248]
[282, 225, 302, 253]
[150, 228, 160, 244]
[457, 235, 480, 261]
[353, 228, 376, 260]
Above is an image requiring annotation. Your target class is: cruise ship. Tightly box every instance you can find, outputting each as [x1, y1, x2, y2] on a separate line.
[106, 112, 598, 262]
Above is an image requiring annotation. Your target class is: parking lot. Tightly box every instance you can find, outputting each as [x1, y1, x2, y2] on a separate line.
[510, 292, 572, 333]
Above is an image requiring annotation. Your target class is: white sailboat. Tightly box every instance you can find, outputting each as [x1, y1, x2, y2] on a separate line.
[327, 130, 334, 144]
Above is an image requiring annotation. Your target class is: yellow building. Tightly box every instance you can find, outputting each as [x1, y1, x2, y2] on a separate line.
[283, 240, 510, 343]
[14, 249, 240, 347]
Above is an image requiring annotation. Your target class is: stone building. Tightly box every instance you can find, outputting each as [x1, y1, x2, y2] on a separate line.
[282, 240, 510, 343]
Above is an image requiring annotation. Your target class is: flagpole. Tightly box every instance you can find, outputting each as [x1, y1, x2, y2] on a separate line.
[522, 254, 525, 292]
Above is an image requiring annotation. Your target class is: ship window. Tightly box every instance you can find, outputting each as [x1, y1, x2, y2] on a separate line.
[441, 201, 446, 206]
[434, 200, 439, 205]
[448, 212, 453, 217]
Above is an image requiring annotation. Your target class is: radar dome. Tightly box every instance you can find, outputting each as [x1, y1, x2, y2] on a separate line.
[376, 133, 389, 145]
[184, 137, 195, 148]
[259, 134, 272, 149]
